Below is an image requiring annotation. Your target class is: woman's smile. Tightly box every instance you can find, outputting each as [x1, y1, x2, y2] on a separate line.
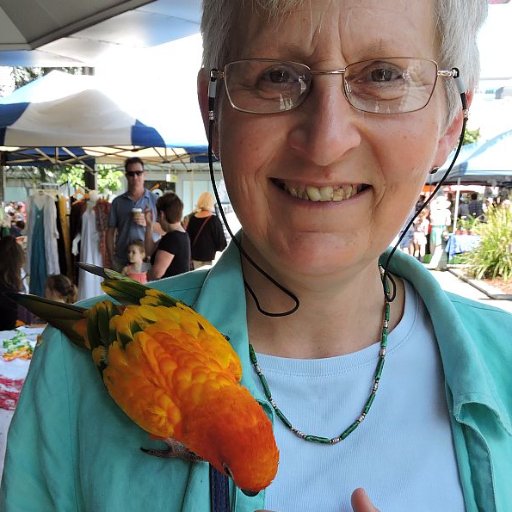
[272, 179, 370, 202]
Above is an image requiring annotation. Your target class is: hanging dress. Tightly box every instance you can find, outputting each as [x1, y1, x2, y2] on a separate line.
[26, 192, 60, 296]
[77, 204, 103, 301]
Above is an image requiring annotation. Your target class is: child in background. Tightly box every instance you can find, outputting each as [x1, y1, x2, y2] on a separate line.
[412, 210, 430, 262]
[44, 274, 78, 304]
[121, 240, 148, 284]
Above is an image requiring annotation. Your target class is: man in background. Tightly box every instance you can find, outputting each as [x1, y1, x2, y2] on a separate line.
[468, 192, 484, 220]
[107, 157, 158, 271]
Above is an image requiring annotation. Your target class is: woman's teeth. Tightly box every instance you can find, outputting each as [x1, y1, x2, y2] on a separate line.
[284, 184, 360, 202]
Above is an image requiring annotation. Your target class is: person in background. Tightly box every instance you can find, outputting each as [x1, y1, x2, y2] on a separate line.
[429, 195, 452, 254]
[185, 191, 227, 269]
[44, 274, 78, 304]
[457, 195, 470, 219]
[144, 192, 191, 279]
[412, 210, 430, 262]
[9, 220, 25, 238]
[121, 240, 148, 284]
[2, 2, 511, 512]
[468, 191, 484, 219]
[106, 157, 158, 272]
[0, 236, 25, 331]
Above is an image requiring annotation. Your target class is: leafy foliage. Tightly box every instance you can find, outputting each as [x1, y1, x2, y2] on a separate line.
[11, 67, 90, 90]
[461, 206, 512, 280]
[462, 127, 480, 146]
[57, 165, 123, 194]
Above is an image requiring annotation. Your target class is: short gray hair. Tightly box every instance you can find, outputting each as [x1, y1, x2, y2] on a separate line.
[201, 0, 488, 121]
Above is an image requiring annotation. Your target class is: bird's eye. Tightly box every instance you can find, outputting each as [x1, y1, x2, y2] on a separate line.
[222, 463, 233, 478]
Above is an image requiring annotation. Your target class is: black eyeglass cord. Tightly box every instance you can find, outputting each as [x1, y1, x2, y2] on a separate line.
[382, 69, 468, 301]
[207, 73, 299, 317]
[206, 68, 468, 314]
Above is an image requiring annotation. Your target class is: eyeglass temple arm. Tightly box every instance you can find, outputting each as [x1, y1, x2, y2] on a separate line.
[451, 67, 469, 119]
[208, 69, 219, 122]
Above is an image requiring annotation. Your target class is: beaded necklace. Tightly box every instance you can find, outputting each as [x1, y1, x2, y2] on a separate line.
[249, 266, 391, 445]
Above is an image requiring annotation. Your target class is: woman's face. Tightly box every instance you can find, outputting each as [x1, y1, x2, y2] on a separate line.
[212, 0, 462, 278]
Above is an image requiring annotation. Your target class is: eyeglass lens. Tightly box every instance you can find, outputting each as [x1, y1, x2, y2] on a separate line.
[223, 58, 439, 115]
[126, 171, 144, 177]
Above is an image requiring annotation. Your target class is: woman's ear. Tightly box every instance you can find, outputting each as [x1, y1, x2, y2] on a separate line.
[433, 89, 474, 168]
[197, 68, 220, 156]
[197, 68, 210, 131]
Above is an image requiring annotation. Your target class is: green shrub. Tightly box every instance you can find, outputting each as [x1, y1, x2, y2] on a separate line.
[461, 206, 512, 280]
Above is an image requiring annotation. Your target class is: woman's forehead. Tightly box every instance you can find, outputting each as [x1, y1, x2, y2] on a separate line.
[232, 0, 436, 62]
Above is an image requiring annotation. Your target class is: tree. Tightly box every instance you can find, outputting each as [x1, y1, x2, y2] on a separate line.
[57, 165, 122, 195]
[10, 66, 92, 90]
[463, 127, 480, 146]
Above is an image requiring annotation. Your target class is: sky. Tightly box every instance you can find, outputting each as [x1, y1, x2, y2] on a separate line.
[478, 2, 512, 79]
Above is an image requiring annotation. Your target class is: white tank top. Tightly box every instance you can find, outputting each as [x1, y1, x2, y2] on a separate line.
[254, 280, 465, 512]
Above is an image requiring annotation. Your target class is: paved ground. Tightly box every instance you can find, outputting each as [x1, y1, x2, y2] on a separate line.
[428, 269, 512, 314]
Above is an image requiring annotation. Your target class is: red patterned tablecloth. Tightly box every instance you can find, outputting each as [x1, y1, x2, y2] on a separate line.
[0, 326, 45, 411]
[0, 376, 25, 411]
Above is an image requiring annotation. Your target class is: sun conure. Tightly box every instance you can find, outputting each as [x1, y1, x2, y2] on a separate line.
[13, 264, 279, 495]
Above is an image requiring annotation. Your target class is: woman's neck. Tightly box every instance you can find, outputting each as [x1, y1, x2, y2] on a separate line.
[245, 260, 404, 359]
[166, 222, 185, 233]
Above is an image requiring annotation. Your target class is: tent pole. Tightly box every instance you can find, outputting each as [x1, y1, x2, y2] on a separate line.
[0, 166, 6, 203]
[452, 178, 461, 233]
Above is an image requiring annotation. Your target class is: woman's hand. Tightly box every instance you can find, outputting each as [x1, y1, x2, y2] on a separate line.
[351, 488, 379, 511]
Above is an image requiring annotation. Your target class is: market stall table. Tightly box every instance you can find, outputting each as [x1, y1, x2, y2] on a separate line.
[0, 325, 45, 477]
[445, 234, 481, 262]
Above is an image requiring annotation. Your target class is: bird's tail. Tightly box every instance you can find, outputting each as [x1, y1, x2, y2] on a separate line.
[10, 293, 88, 348]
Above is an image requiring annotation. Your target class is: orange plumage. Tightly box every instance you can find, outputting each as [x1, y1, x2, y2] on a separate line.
[13, 267, 279, 494]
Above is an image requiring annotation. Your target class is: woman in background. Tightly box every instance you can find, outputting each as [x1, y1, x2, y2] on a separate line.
[0, 236, 26, 330]
[144, 192, 191, 279]
[186, 191, 227, 269]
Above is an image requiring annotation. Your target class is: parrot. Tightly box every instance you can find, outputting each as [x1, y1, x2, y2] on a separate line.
[12, 264, 279, 496]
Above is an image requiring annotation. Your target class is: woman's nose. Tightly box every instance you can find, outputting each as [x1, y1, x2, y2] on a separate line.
[287, 78, 362, 166]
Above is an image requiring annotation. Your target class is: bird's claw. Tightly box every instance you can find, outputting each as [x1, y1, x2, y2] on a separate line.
[141, 439, 203, 463]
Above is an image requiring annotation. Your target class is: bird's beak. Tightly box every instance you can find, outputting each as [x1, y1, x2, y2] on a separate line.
[241, 489, 259, 497]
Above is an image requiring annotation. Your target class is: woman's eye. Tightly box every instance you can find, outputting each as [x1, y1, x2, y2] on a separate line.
[369, 67, 402, 82]
[260, 66, 301, 85]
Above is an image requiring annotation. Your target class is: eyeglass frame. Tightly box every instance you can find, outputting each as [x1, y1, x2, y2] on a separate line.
[210, 57, 459, 116]
[126, 170, 145, 177]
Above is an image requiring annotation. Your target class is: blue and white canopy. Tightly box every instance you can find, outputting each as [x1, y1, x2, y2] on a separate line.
[429, 129, 512, 185]
[0, 70, 208, 167]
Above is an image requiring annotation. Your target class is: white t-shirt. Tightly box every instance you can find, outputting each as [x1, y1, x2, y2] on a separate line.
[254, 280, 465, 512]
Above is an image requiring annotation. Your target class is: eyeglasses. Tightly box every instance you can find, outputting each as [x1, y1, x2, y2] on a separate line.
[126, 171, 144, 177]
[213, 57, 457, 115]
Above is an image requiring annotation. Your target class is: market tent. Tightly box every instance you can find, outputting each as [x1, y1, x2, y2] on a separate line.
[0, 70, 208, 167]
[428, 129, 512, 186]
[427, 129, 512, 232]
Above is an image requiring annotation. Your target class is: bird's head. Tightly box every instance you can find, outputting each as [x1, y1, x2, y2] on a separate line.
[186, 385, 279, 495]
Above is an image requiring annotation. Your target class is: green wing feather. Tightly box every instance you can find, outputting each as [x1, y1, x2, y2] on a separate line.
[9, 293, 87, 347]
[77, 262, 179, 307]
[11, 265, 185, 351]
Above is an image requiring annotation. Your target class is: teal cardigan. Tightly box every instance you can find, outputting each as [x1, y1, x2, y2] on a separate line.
[1, 243, 511, 511]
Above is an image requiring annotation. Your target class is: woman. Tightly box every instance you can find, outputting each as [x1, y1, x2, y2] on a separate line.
[0, 236, 25, 331]
[185, 191, 227, 269]
[144, 192, 191, 279]
[2, 2, 511, 511]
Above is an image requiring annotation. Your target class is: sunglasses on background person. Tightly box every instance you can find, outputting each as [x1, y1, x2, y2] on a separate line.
[126, 171, 144, 177]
